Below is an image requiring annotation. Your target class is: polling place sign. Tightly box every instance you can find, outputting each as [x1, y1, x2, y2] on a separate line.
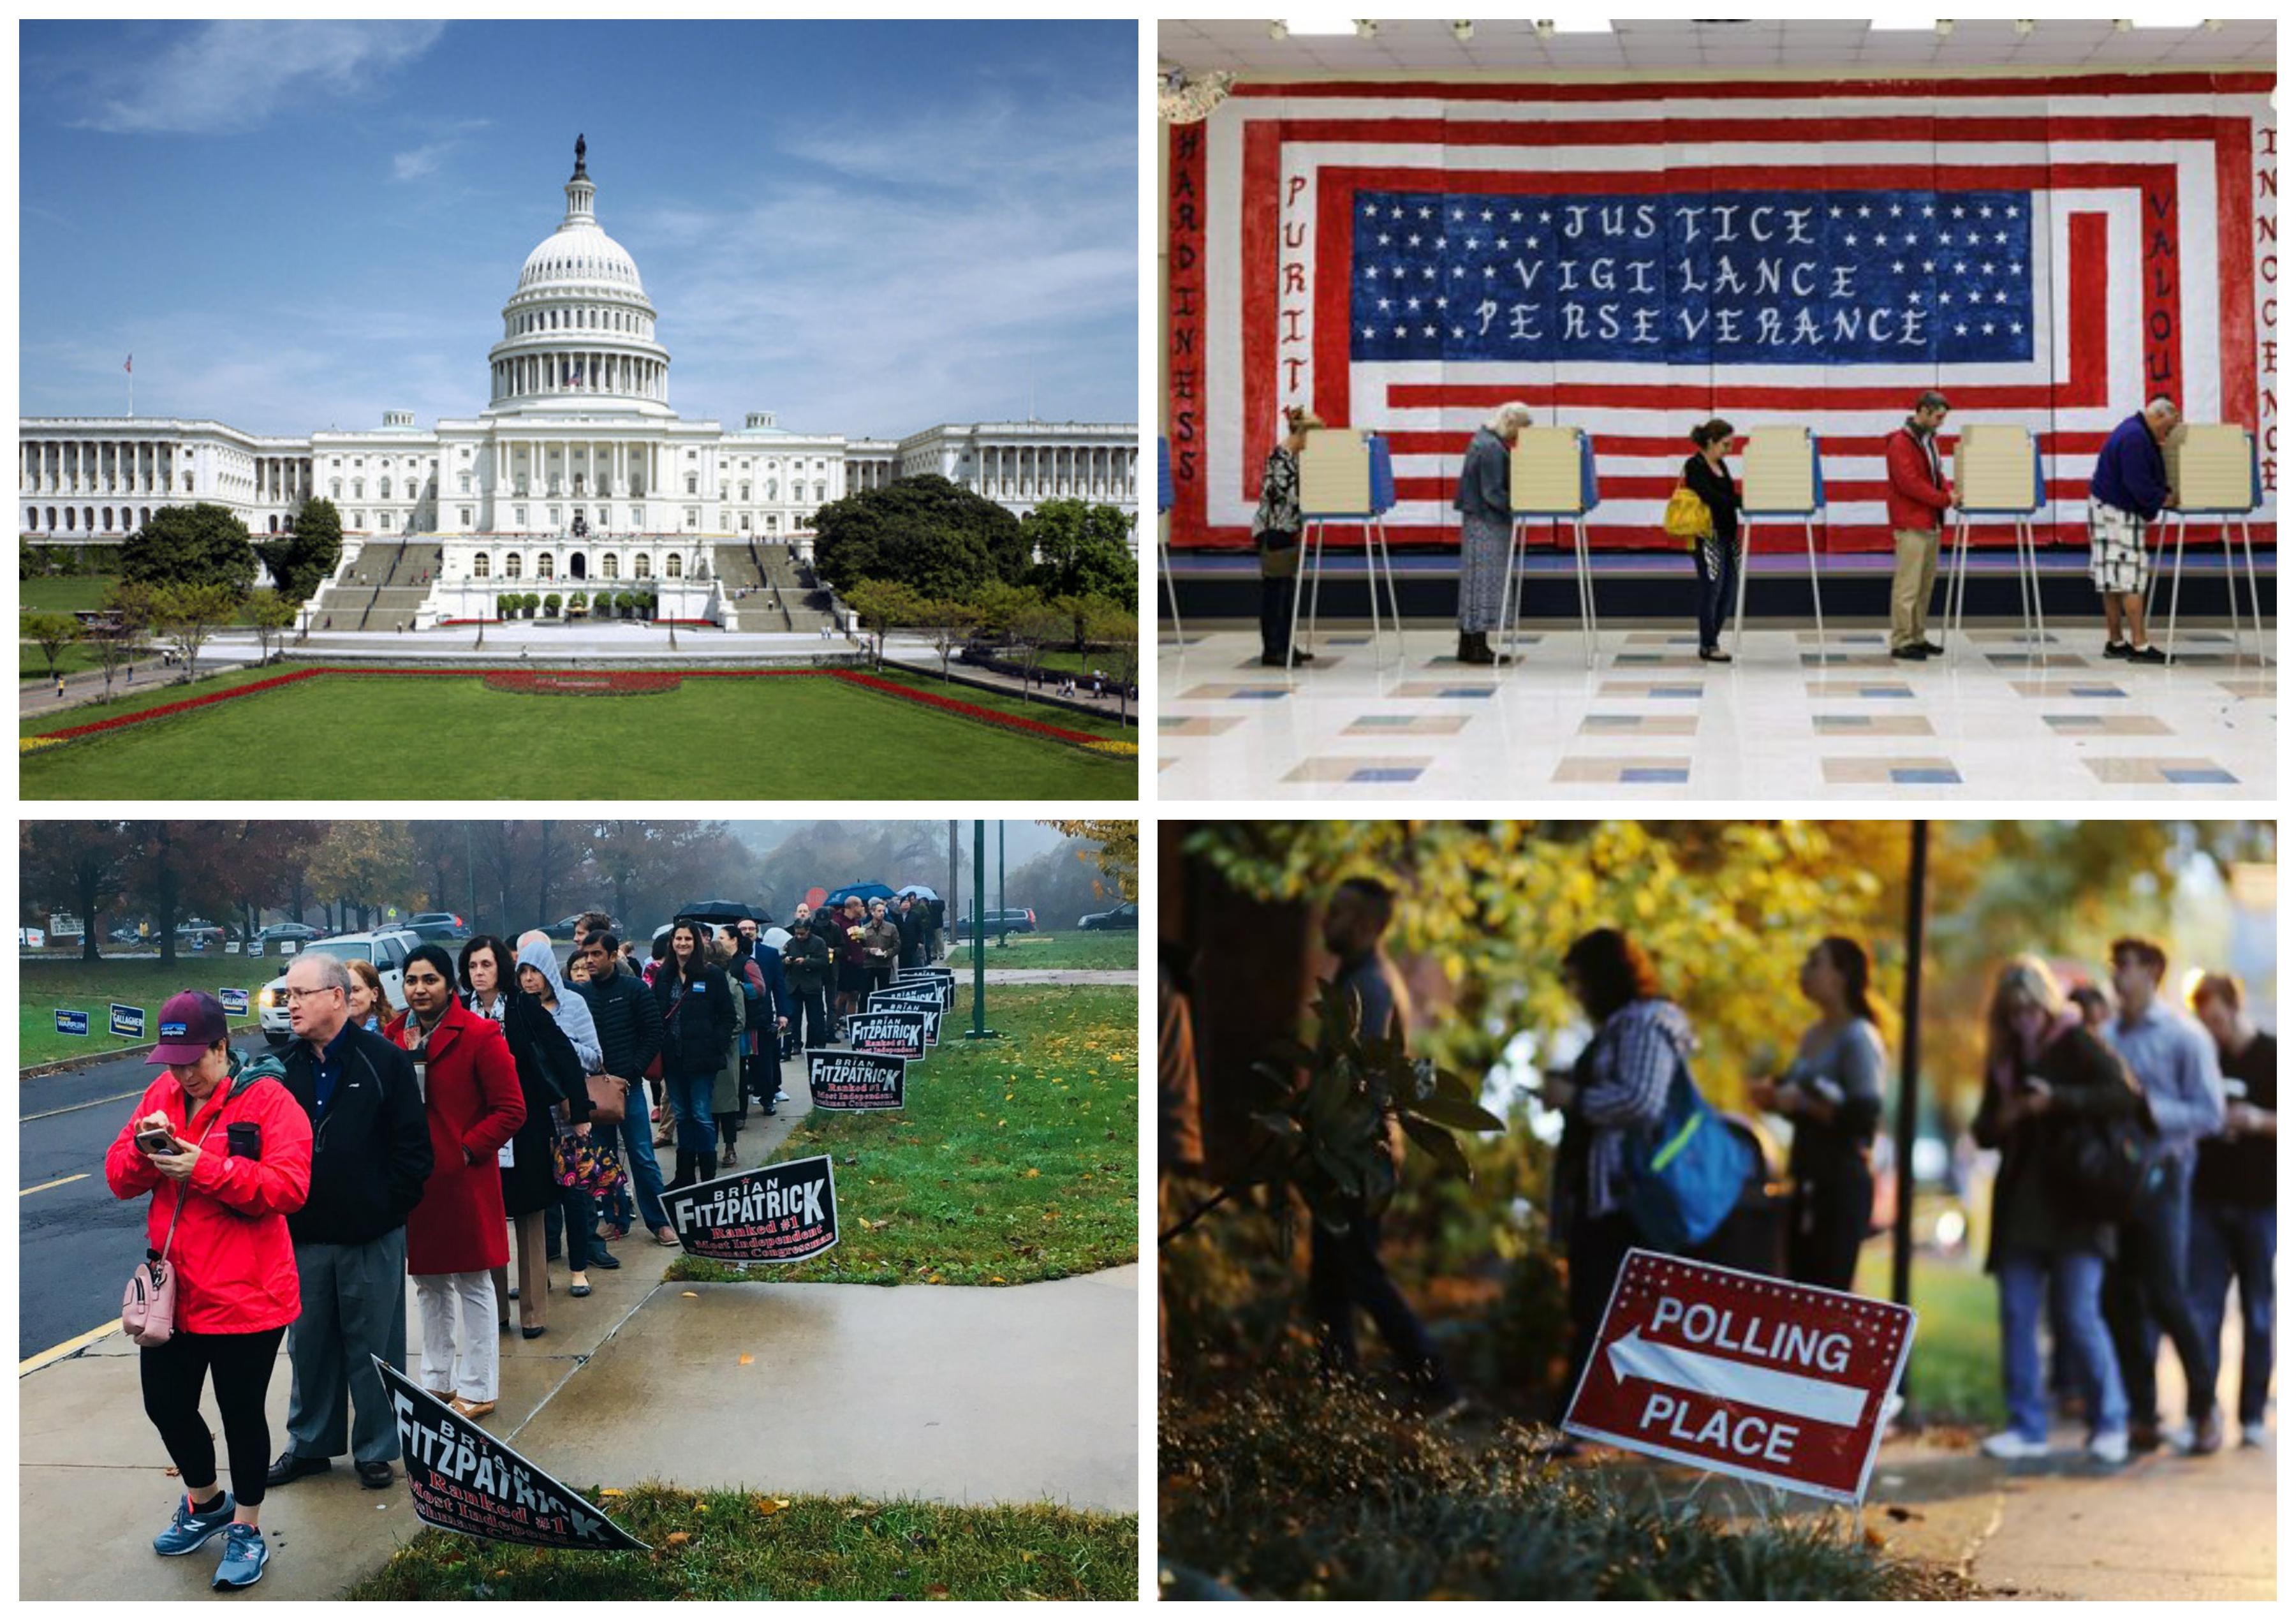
[808, 1049, 906, 1111]
[371, 1356, 647, 1551]
[841, 1009, 928, 1058]
[1562, 1250, 1913, 1505]
[667, 1154, 838, 1264]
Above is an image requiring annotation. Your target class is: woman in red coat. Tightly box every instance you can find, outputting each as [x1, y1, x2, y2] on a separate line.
[386, 945, 524, 1419]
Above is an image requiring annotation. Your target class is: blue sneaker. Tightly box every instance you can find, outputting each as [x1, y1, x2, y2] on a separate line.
[212, 1522, 269, 1590]
[152, 1491, 235, 1557]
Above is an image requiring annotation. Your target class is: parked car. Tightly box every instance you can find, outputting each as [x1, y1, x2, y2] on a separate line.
[108, 926, 144, 945]
[1078, 901, 1137, 931]
[254, 922, 322, 945]
[542, 912, 617, 940]
[257, 929, 420, 1044]
[408, 912, 466, 941]
[963, 907, 1038, 936]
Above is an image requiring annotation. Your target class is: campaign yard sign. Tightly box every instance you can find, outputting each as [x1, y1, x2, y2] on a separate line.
[371, 1356, 648, 1551]
[895, 968, 956, 1009]
[667, 1155, 839, 1264]
[217, 988, 250, 1016]
[55, 1009, 89, 1037]
[1563, 1250, 1914, 1506]
[867, 988, 941, 1015]
[109, 1003, 146, 1040]
[808, 1049, 906, 1112]
[841, 1009, 929, 1058]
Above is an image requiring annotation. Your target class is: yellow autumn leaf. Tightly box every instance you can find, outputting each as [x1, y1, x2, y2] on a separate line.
[1024, 1167, 1040, 1178]
[681, 1291, 698, 1298]
[753, 1496, 790, 1515]
[664, 1530, 693, 1547]
[738, 1353, 754, 1366]
[598, 1488, 625, 1497]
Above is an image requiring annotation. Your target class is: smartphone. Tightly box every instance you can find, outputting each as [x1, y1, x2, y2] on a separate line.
[135, 1127, 179, 1155]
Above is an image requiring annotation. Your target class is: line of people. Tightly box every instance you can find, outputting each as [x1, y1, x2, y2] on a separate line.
[1247, 392, 2195, 667]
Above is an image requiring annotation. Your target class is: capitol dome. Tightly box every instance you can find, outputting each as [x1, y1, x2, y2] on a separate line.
[485, 136, 674, 420]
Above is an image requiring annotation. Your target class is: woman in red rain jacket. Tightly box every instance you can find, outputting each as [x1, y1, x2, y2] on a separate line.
[105, 991, 311, 1587]
[385, 945, 524, 1419]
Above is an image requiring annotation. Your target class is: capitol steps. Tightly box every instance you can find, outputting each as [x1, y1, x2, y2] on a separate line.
[719, 541, 836, 632]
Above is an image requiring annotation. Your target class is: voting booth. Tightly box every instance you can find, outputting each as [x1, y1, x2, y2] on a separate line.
[1945, 422, 2048, 652]
[1501, 427, 1601, 665]
[1285, 427, 1403, 669]
[2152, 424, 2268, 662]
[1732, 427, 1829, 656]
[1156, 436, 1182, 637]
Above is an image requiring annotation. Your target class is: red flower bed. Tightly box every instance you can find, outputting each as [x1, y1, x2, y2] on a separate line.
[482, 670, 682, 696]
[31, 664, 1122, 754]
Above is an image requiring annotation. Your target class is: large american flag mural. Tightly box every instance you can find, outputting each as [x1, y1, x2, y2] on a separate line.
[1164, 70, 2277, 552]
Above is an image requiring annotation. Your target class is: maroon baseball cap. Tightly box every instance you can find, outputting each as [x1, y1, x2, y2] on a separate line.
[148, 991, 229, 1065]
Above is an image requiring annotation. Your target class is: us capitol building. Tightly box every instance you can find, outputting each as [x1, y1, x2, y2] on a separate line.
[18, 138, 1137, 624]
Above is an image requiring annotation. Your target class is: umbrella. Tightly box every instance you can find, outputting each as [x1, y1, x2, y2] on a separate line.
[760, 926, 791, 951]
[825, 882, 895, 908]
[894, 884, 940, 901]
[674, 899, 767, 924]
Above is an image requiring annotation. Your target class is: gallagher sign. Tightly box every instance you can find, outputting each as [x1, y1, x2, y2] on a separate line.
[1562, 1250, 1913, 1505]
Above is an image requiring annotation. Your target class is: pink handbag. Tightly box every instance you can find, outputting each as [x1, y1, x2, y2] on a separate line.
[122, 1187, 187, 1347]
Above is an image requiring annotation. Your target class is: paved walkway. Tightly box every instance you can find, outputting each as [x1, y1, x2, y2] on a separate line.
[18, 1044, 1138, 1598]
[18, 656, 245, 719]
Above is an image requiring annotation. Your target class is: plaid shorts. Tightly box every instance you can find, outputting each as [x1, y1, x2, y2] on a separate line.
[2086, 498, 2150, 595]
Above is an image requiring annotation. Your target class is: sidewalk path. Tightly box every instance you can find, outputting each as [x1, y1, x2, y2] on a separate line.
[19, 657, 244, 719]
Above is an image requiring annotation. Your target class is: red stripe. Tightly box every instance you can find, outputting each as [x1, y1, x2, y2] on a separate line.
[1167, 122, 1211, 540]
[1239, 121, 1281, 509]
[1230, 73, 2274, 103]
[1266, 114, 2225, 149]
[2214, 114, 2259, 430]
[1379, 429, 2111, 456]
[1178, 519, 2108, 552]
[1392, 473, 2096, 503]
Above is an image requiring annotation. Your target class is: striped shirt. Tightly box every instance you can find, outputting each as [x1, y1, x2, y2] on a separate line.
[1580, 999, 1694, 1217]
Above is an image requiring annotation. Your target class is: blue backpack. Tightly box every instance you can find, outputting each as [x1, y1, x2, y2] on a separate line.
[1623, 1055, 1753, 1251]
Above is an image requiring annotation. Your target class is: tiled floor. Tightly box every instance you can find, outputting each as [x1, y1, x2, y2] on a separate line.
[1156, 623, 2274, 801]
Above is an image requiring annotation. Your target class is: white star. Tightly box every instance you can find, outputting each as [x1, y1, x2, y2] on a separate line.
[1939, 290, 1953, 304]
[1418, 205, 1433, 219]
[1407, 233, 1421, 248]
[1364, 204, 1381, 218]
[1904, 232, 1919, 246]
[1967, 230, 1982, 244]
[1994, 288, 2007, 302]
[1979, 203, 1993, 218]
[1422, 266, 1435, 281]
[1955, 322, 1968, 335]
[1980, 262, 1994, 276]
[1510, 208, 1524, 223]
[1451, 207, 1465, 221]
[1390, 205, 1404, 219]
[1888, 202, 1903, 217]
[1393, 324, 1407, 337]
[1450, 325, 1464, 339]
[1466, 236, 1479, 249]
[1953, 261, 1966, 274]
[1950, 203, 1965, 218]
[1378, 232, 1391, 246]
[1938, 235, 1954, 249]
[1480, 208, 1493, 221]
[1845, 231, 1859, 245]
[1921, 260, 1935, 273]
[1423, 325, 1437, 337]
[1377, 297, 1392, 311]
[1994, 230, 2008, 244]
[1406, 296, 1420, 311]
[1525, 235, 1539, 249]
[1909, 289, 1924, 302]
[1434, 237, 1447, 251]
[2009, 262, 2023, 275]
[1360, 325, 1374, 339]
[1982, 321, 1996, 334]
[1829, 204, 1843, 218]
[1452, 265, 1466, 278]
[2006, 204, 2019, 218]
[1538, 209, 1552, 224]
[1921, 202, 1936, 217]
[1482, 265, 1496, 279]
[1857, 204, 1871, 218]
[2009, 320, 2023, 334]
[1496, 236, 1509, 249]
[1892, 261, 1904, 274]
[1365, 265, 1381, 281]
[1435, 296, 1448, 309]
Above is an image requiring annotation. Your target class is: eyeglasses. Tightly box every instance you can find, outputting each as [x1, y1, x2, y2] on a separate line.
[283, 986, 343, 1003]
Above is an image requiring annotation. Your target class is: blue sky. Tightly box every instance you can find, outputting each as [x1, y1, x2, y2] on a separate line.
[19, 20, 1138, 439]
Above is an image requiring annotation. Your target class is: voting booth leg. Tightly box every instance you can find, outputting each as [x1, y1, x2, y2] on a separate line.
[1158, 534, 1184, 640]
[2015, 517, 2045, 651]
[2234, 519, 2270, 663]
[1570, 516, 1598, 667]
[1284, 523, 1324, 671]
[1730, 525, 1753, 660]
[1801, 517, 1827, 649]
[1499, 519, 1528, 660]
[1369, 518, 1404, 651]
[2162, 515, 2188, 663]
[1945, 515, 1971, 644]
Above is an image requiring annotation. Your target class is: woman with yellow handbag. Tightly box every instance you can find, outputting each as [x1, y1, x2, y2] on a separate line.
[1672, 419, 1742, 663]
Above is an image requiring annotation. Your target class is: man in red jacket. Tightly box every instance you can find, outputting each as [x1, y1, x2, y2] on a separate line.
[1884, 390, 1955, 660]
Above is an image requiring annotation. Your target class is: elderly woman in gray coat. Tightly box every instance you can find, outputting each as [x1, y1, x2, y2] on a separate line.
[1453, 401, 1531, 665]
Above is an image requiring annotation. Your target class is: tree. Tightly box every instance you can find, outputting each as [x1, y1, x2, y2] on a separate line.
[20, 821, 133, 960]
[304, 821, 422, 934]
[969, 579, 1041, 645]
[1049, 589, 1097, 655]
[1024, 499, 1138, 611]
[523, 592, 541, 618]
[256, 498, 343, 603]
[24, 612, 81, 683]
[248, 592, 300, 665]
[1083, 600, 1138, 724]
[121, 503, 258, 596]
[1044, 819, 1139, 902]
[89, 581, 156, 701]
[920, 598, 980, 681]
[544, 591, 564, 619]
[151, 582, 243, 681]
[119, 822, 249, 966]
[811, 475, 1029, 600]
[1009, 602, 1070, 703]
[843, 578, 925, 669]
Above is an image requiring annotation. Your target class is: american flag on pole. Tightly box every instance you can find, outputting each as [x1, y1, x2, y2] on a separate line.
[1165, 70, 2276, 552]
[123, 354, 131, 373]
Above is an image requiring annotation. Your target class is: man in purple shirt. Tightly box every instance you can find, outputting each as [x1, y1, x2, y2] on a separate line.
[2086, 396, 2180, 663]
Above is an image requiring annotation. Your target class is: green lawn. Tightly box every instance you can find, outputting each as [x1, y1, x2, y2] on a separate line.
[669, 984, 1137, 1288]
[20, 640, 164, 681]
[946, 929, 1138, 970]
[20, 576, 277, 622]
[1855, 1244, 2005, 1427]
[22, 669, 1137, 800]
[349, 1486, 1137, 1601]
[19, 955, 266, 1069]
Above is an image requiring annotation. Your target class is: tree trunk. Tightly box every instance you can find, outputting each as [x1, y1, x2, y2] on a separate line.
[153, 829, 180, 968]
[76, 857, 104, 962]
[290, 872, 306, 928]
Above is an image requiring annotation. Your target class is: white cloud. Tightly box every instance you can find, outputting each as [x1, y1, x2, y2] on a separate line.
[73, 21, 446, 135]
[393, 144, 451, 182]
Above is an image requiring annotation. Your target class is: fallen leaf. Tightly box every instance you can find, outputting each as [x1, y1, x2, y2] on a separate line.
[681, 1291, 699, 1298]
[738, 1353, 754, 1365]
[754, 1496, 791, 1516]
[1024, 1167, 1041, 1179]
[664, 1531, 692, 1548]
[925, 1583, 952, 1599]
[598, 1488, 625, 1498]
[164, 1467, 180, 1477]
[844, 1506, 873, 1520]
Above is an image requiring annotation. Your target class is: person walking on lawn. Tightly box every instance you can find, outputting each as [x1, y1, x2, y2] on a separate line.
[388, 945, 525, 1421]
[269, 953, 432, 1495]
[106, 993, 313, 1591]
[574, 929, 675, 1247]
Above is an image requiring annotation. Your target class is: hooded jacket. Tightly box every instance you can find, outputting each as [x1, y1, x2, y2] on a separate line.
[519, 936, 601, 1070]
[276, 1018, 433, 1247]
[106, 1062, 314, 1334]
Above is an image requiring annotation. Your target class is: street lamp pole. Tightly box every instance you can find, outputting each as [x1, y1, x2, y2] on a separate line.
[1890, 820, 1929, 1316]
[997, 820, 1006, 947]
[965, 817, 998, 1040]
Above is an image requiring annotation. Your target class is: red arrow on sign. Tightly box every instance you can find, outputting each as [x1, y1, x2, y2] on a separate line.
[1564, 1249, 1915, 1504]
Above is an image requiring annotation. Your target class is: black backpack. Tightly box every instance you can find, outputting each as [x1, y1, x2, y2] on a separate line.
[2044, 1111, 2155, 1223]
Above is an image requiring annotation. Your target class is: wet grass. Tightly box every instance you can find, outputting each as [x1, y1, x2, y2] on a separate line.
[348, 1485, 1137, 1601]
[945, 929, 1137, 970]
[19, 954, 265, 1069]
[668, 985, 1137, 1288]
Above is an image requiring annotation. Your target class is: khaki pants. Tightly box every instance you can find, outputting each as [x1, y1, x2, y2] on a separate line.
[490, 1210, 550, 1332]
[1890, 526, 1941, 650]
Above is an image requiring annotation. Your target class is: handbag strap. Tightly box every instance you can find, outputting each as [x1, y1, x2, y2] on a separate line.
[152, 1180, 189, 1266]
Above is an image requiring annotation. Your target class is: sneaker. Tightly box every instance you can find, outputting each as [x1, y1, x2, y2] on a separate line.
[2241, 1421, 2269, 1449]
[774, 1090, 789, 1103]
[153, 1491, 236, 1557]
[1979, 1430, 2051, 1461]
[720, 1146, 739, 1167]
[211, 1522, 269, 1590]
[2181, 1411, 2225, 1455]
[2088, 1429, 2130, 1465]
[2124, 644, 2169, 665]
[2103, 640, 2133, 658]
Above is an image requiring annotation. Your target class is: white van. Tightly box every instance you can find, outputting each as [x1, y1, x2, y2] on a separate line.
[257, 929, 422, 1044]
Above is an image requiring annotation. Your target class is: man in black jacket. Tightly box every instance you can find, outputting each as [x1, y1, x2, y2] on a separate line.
[573, 930, 673, 1246]
[782, 916, 834, 1049]
[267, 951, 433, 1491]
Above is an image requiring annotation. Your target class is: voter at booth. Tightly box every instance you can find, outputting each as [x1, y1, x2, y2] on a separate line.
[1450, 402, 1529, 667]
[1250, 405, 1318, 668]
[2085, 397, 2180, 664]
